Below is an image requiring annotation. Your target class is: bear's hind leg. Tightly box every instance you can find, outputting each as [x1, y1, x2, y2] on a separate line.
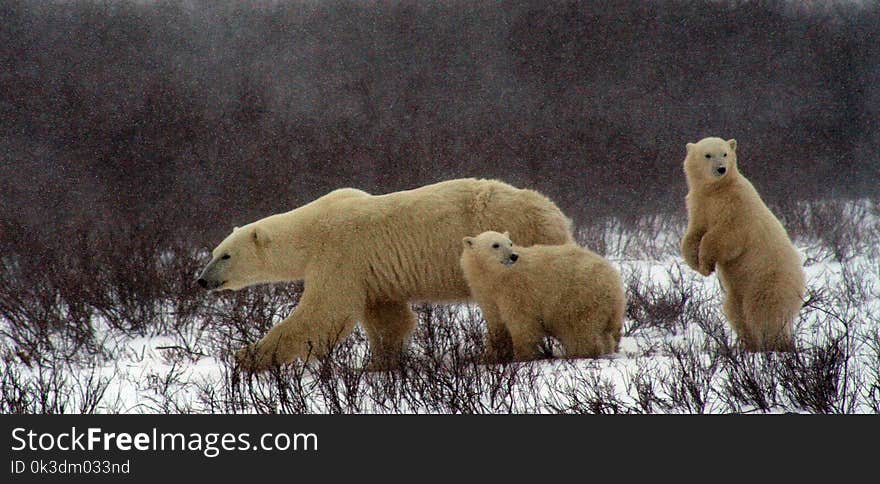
[560, 334, 604, 359]
[362, 301, 417, 370]
[235, 290, 358, 372]
[742, 288, 797, 352]
[723, 289, 756, 350]
[556, 313, 616, 359]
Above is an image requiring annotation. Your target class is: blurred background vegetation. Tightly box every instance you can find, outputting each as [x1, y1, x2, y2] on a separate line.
[1, 0, 877, 242]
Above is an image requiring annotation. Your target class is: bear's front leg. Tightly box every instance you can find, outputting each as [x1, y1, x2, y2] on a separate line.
[697, 229, 742, 277]
[479, 302, 513, 363]
[235, 322, 301, 372]
[696, 234, 717, 276]
[235, 289, 357, 372]
[503, 314, 544, 362]
[680, 227, 705, 272]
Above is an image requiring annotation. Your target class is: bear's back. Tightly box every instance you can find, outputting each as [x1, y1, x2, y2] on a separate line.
[320, 178, 572, 303]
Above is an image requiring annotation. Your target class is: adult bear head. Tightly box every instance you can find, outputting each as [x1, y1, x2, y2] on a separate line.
[197, 225, 273, 291]
[196, 187, 369, 292]
[197, 218, 310, 291]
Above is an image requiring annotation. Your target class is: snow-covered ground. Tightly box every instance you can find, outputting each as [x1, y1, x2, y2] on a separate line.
[3, 207, 879, 414]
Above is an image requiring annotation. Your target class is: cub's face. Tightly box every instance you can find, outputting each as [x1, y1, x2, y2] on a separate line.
[684, 137, 737, 184]
[198, 225, 272, 291]
[462, 231, 519, 267]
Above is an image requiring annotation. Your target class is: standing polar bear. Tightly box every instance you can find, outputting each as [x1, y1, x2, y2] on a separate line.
[681, 137, 805, 351]
[197, 178, 573, 371]
[460, 231, 624, 361]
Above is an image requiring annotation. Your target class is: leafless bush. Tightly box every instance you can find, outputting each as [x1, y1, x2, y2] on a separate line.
[627, 362, 672, 414]
[624, 265, 695, 336]
[187, 302, 550, 414]
[661, 339, 723, 413]
[719, 351, 781, 413]
[0, 356, 113, 414]
[70, 366, 114, 414]
[867, 329, 880, 413]
[778, 199, 880, 263]
[577, 213, 685, 260]
[544, 362, 633, 414]
[0, 363, 64, 414]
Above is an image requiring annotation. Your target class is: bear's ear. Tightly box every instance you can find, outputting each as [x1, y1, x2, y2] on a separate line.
[252, 227, 271, 248]
[727, 139, 737, 151]
[502, 231, 510, 239]
[462, 237, 474, 249]
[233, 226, 240, 232]
[686, 142, 695, 154]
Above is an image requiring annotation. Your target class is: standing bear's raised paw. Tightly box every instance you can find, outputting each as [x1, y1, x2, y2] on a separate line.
[684, 252, 701, 273]
[697, 259, 715, 277]
[680, 232, 703, 273]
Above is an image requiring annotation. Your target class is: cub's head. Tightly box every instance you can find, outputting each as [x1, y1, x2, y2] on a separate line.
[197, 225, 273, 291]
[684, 137, 738, 187]
[462, 231, 519, 267]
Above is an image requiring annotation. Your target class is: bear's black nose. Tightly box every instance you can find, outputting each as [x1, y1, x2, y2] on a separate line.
[197, 278, 208, 288]
[717, 166, 726, 175]
[510, 253, 519, 262]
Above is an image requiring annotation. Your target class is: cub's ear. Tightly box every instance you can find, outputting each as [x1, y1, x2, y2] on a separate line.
[686, 142, 695, 154]
[727, 139, 737, 151]
[252, 227, 271, 247]
[502, 231, 510, 238]
[233, 226, 240, 232]
[462, 237, 474, 248]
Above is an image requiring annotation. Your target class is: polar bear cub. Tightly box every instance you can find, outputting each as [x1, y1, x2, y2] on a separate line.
[460, 231, 624, 362]
[681, 137, 805, 351]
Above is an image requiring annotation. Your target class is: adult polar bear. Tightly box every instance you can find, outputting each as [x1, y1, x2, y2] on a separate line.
[198, 178, 573, 371]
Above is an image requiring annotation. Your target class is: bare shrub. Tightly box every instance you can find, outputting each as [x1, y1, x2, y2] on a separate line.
[719, 352, 781, 413]
[544, 362, 633, 414]
[779, 199, 880, 264]
[660, 339, 722, 414]
[624, 265, 693, 336]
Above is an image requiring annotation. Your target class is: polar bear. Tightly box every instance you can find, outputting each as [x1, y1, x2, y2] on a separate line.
[197, 178, 573, 371]
[681, 137, 805, 351]
[460, 231, 624, 362]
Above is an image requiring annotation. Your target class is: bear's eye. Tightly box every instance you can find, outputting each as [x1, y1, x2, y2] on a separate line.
[221, 254, 231, 260]
[492, 243, 500, 249]
[723, 153, 727, 157]
[704, 154, 711, 159]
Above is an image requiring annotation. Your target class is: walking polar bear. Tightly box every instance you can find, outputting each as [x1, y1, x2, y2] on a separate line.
[460, 231, 624, 362]
[681, 137, 805, 351]
[197, 178, 573, 371]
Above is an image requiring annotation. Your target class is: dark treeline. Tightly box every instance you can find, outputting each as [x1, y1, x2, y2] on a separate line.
[1, 0, 878, 244]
